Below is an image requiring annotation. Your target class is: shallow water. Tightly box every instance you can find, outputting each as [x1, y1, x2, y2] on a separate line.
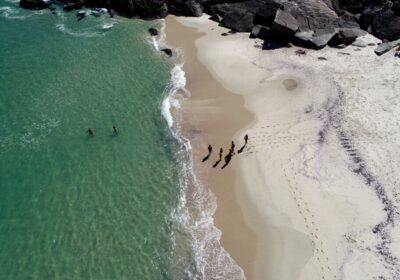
[0, 3, 186, 279]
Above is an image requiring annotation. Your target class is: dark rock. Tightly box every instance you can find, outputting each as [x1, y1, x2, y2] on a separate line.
[329, 28, 363, 46]
[161, 48, 173, 57]
[318, 56, 328, 60]
[209, 14, 222, 23]
[20, 0, 49, 10]
[168, 0, 203, 17]
[221, 32, 229, 36]
[206, 0, 265, 31]
[374, 38, 400, 56]
[253, 2, 282, 26]
[133, 0, 168, 18]
[358, 6, 381, 30]
[148, 27, 159, 36]
[336, 44, 346, 49]
[250, 24, 270, 40]
[221, 10, 255, 32]
[372, 9, 400, 41]
[76, 10, 87, 20]
[271, 9, 299, 40]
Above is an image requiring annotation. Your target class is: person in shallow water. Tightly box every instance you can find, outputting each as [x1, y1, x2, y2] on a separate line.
[87, 128, 94, 136]
[113, 126, 118, 134]
[202, 145, 212, 162]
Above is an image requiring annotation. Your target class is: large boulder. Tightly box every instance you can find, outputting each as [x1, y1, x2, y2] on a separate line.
[329, 27, 364, 46]
[20, 0, 50, 9]
[374, 38, 400, 56]
[270, 9, 299, 40]
[372, 9, 400, 41]
[295, 28, 337, 49]
[253, 1, 282, 26]
[221, 10, 255, 32]
[205, 0, 265, 29]
[168, 0, 203, 17]
[133, 0, 168, 18]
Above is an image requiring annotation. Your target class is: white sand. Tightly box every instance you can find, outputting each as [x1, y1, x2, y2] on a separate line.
[176, 15, 400, 280]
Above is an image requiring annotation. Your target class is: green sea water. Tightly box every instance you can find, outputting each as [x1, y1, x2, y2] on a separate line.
[0, 3, 185, 279]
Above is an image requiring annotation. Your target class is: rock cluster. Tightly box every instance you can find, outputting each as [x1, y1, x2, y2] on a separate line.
[20, 0, 400, 50]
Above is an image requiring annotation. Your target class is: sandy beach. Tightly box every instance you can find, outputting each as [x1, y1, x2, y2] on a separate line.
[165, 14, 400, 280]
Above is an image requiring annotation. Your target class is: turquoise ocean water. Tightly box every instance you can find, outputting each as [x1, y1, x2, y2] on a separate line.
[0, 2, 195, 279]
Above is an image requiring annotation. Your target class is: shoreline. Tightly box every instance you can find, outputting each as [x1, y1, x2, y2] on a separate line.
[164, 13, 400, 280]
[164, 16, 256, 279]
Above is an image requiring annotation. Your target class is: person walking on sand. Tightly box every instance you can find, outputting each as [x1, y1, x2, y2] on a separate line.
[87, 128, 94, 136]
[113, 126, 118, 135]
[238, 134, 249, 154]
[219, 148, 223, 160]
[230, 141, 235, 155]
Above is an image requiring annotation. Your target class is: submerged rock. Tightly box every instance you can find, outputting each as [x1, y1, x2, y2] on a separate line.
[161, 48, 173, 57]
[148, 27, 159, 36]
[19, 0, 49, 10]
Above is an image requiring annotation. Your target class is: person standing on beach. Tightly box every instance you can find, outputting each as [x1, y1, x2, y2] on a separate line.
[244, 134, 248, 145]
[87, 128, 94, 136]
[230, 141, 235, 155]
[219, 148, 223, 160]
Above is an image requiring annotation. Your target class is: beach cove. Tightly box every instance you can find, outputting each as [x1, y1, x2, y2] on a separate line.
[165, 14, 400, 280]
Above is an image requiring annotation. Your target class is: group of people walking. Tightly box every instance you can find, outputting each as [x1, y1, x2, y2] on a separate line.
[203, 134, 249, 169]
[86, 126, 118, 136]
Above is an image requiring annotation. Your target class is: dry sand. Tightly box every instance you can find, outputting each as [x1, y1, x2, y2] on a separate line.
[166, 14, 400, 280]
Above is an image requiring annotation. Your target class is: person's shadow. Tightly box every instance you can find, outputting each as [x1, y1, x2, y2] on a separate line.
[213, 159, 221, 168]
[237, 144, 246, 154]
[202, 154, 211, 162]
[221, 154, 232, 169]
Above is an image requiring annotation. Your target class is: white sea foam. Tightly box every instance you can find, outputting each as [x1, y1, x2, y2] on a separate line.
[55, 23, 104, 38]
[101, 22, 114, 30]
[0, 6, 31, 19]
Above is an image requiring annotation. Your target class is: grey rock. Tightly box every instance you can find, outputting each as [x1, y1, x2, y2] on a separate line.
[222, 10, 255, 32]
[374, 38, 400, 56]
[329, 28, 363, 46]
[295, 28, 337, 49]
[271, 9, 299, 40]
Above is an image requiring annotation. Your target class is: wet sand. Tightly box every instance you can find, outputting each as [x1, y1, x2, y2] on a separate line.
[165, 16, 256, 279]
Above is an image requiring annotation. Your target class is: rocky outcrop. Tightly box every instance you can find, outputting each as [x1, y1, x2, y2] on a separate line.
[270, 9, 298, 40]
[168, 0, 203, 17]
[19, 0, 400, 51]
[19, 0, 49, 9]
[372, 9, 400, 41]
